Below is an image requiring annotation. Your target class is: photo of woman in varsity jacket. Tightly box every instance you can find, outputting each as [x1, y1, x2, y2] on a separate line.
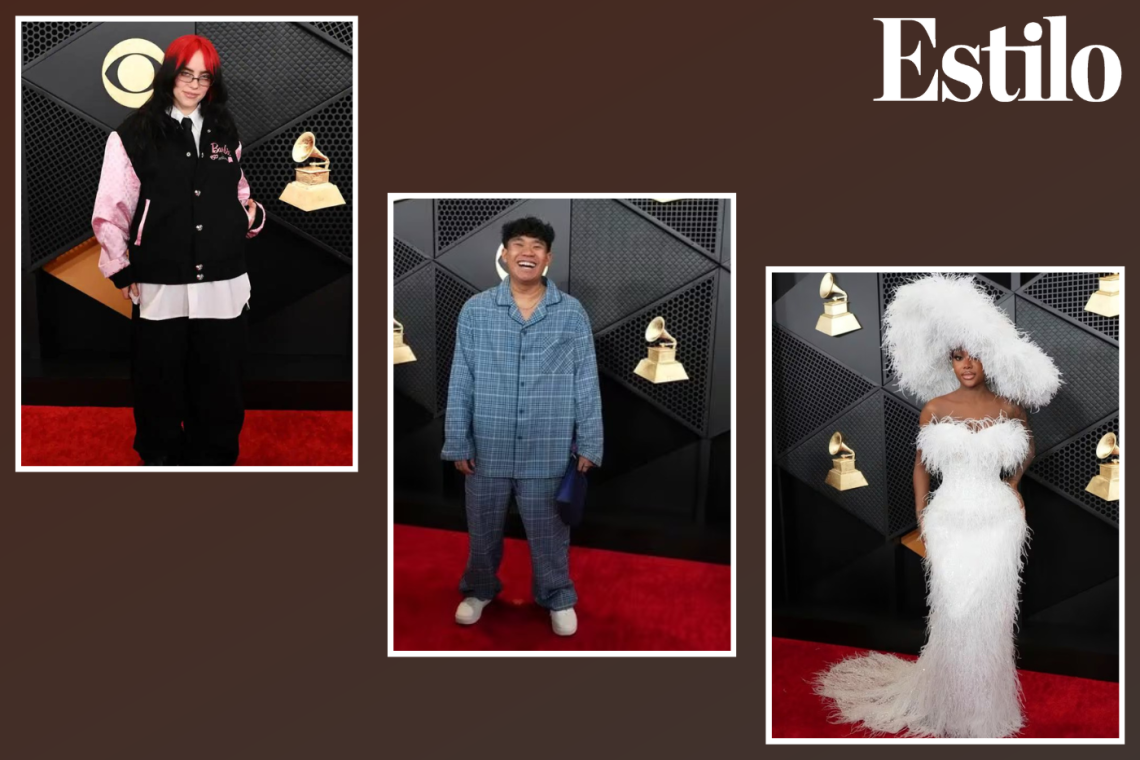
[91, 34, 267, 466]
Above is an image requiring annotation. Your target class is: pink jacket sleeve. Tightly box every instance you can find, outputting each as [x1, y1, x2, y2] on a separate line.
[235, 141, 267, 239]
[91, 131, 139, 281]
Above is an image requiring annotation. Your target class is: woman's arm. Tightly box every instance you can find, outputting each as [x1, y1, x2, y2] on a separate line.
[914, 401, 935, 529]
[1005, 405, 1034, 514]
[235, 141, 267, 239]
[91, 131, 140, 291]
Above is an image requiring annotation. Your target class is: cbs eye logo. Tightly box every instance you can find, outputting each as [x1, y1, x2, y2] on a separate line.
[102, 39, 165, 108]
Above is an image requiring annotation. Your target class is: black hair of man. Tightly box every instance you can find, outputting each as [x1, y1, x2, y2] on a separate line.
[501, 216, 555, 251]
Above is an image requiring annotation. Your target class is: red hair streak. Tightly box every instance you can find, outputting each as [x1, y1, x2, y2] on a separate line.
[163, 34, 221, 101]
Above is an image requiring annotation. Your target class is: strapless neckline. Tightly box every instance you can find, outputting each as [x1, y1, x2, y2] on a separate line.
[926, 413, 1024, 434]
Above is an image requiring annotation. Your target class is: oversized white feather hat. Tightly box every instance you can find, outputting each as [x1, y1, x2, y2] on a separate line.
[881, 274, 1063, 409]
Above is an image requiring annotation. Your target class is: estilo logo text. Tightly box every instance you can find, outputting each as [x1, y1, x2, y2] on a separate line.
[875, 16, 1122, 102]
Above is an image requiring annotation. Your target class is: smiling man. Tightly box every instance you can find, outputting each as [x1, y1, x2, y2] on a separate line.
[441, 215, 604, 637]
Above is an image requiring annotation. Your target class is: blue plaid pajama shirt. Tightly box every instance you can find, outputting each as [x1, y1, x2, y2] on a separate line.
[441, 275, 604, 477]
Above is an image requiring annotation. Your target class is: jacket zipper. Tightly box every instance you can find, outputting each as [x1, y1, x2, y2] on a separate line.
[134, 198, 151, 245]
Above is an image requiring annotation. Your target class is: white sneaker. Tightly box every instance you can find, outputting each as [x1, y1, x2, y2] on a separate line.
[551, 607, 578, 636]
[455, 597, 491, 625]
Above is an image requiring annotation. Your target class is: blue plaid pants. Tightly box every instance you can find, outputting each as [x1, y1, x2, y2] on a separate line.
[460, 471, 577, 611]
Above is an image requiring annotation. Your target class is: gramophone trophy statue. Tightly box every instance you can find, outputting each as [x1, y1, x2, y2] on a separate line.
[279, 132, 346, 211]
[633, 316, 689, 384]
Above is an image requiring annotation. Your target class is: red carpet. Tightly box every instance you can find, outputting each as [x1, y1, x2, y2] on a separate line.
[773, 637, 1119, 738]
[20, 405, 352, 466]
[393, 524, 731, 651]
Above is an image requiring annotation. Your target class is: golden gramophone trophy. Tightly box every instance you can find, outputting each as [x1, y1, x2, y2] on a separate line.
[816, 273, 862, 336]
[1085, 432, 1120, 501]
[1084, 272, 1121, 318]
[279, 132, 346, 211]
[633, 317, 689, 384]
[824, 431, 868, 490]
[393, 319, 416, 364]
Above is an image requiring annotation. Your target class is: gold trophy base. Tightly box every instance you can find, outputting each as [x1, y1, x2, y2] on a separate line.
[634, 357, 689, 383]
[825, 457, 868, 490]
[279, 181, 346, 211]
[1084, 291, 1120, 318]
[1085, 462, 1120, 501]
[393, 335, 416, 364]
[816, 311, 861, 336]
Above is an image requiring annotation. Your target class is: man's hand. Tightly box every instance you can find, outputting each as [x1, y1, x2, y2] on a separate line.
[577, 456, 595, 473]
[454, 458, 476, 476]
[120, 282, 139, 301]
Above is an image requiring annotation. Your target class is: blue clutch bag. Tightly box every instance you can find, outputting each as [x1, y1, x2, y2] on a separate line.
[556, 440, 588, 526]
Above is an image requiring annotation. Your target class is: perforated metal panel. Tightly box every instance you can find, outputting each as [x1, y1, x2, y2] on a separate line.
[434, 267, 479, 415]
[570, 200, 718, 330]
[23, 85, 108, 268]
[773, 324, 876, 454]
[1016, 298, 1118, 453]
[781, 392, 889, 535]
[22, 22, 91, 66]
[239, 91, 353, 261]
[1028, 416, 1119, 526]
[883, 392, 943, 536]
[309, 21, 353, 49]
[595, 273, 717, 435]
[624, 199, 721, 255]
[197, 22, 352, 146]
[393, 264, 437, 414]
[436, 200, 522, 253]
[394, 237, 428, 281]
[1022, 272, 1119, 343]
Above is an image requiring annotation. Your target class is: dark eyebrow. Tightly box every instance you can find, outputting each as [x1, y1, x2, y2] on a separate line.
[179, 67, 210, 75]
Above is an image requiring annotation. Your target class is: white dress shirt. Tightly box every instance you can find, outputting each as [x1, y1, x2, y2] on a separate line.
[131, 104, 252, 320]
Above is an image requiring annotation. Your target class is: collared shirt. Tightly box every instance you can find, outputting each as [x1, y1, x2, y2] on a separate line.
[441, 275, 604, 478]
[91, 104, 266, 320]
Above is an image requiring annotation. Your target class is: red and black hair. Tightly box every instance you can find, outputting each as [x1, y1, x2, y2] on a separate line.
[117, 34, 238, 158]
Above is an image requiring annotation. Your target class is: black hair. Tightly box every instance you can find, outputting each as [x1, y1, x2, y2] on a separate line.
[501, 216, 555, 251]
[116, 51, 239, 167]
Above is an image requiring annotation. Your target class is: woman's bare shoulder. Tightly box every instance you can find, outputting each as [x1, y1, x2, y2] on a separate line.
[919, 396, 950, 425]
[999, 397, 1028, 420]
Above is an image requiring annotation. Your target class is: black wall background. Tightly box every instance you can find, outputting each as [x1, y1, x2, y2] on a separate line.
[394, 199, 732, 563]
[772, 272, 1120, 680]
[20, 21, 353, 410]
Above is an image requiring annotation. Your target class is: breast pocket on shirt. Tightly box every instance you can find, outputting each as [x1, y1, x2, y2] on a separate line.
[537, 338, 574, 375]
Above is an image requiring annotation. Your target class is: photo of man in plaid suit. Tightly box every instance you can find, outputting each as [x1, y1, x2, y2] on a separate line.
[441, 216, 604, 636]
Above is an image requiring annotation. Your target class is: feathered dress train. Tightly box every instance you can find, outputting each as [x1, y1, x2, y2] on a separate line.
[812, 415, 1032, 738]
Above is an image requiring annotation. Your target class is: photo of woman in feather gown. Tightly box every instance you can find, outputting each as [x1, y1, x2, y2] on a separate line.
[812, 274, 1063, 738]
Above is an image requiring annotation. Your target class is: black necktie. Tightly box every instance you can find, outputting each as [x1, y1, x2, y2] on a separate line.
[181, 117, 196, 155]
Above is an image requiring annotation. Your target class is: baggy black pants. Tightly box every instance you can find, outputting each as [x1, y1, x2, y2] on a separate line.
[130, 302, 249, 465]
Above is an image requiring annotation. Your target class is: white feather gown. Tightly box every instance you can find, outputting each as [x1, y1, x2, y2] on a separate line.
[812, 415, 1032, 738]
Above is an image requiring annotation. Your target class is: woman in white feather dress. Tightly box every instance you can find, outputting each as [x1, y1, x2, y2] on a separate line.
[812, 274, 1063, 738]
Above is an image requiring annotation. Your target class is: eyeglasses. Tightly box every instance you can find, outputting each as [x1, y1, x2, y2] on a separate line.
[177, 70, 213, 87]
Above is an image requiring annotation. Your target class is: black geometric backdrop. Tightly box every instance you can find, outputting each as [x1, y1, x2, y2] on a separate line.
[393, 199, 732, 562]
[773, 271, 1120, 680]
[21, 21, 353, 406]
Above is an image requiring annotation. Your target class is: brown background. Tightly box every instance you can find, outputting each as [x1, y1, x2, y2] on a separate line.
[5, 1, 1134, 757]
